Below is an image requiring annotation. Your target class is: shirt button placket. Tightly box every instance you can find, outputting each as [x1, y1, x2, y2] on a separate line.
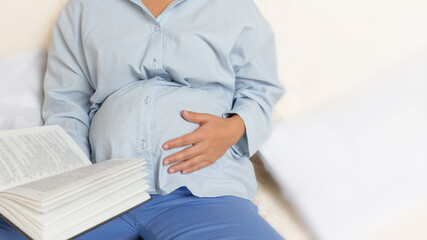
[140, 139, 147, 150]
[152, 59, 159, 68]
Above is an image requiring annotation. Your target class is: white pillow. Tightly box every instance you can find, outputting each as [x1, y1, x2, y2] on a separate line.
[0, 47, 46, 130]
[258, 54, 427, 240]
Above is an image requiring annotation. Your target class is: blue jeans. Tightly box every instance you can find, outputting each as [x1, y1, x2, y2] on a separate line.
[0, 186, 284, 240]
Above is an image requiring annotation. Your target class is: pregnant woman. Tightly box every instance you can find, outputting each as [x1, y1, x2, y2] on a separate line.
[0, 0, 285, 239]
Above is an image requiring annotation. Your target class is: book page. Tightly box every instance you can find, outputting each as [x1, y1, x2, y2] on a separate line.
[0, 125, 91, 191]
[4, 158, 145, 202]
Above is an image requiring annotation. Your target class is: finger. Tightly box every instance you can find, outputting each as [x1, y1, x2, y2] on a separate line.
[181, 161, 211, 174]
[163, 145, 200, 165]
[168, 155, 205, 174]
[181, 110, 212, 125]
[163, 131, 201, 150]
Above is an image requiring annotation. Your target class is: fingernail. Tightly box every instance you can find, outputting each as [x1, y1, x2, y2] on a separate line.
[163, 160, 169, 165]
[169, 168, 176, 173]
[182, 170, 188, 174]
[163, 144, 169, 149]
[183, 110, 189, 116]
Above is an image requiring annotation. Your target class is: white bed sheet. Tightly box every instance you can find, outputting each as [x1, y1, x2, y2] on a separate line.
[0, 47, 46, 130]
[259, 54, 427, 240]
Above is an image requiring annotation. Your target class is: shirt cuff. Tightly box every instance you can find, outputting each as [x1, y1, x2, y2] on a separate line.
[222, 102, 258, 158]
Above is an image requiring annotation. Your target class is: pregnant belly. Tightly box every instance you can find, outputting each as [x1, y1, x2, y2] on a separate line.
[88, 79, 231, 163]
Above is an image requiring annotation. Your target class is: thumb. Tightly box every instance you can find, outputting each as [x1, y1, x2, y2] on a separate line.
[182, 110, 210, 124]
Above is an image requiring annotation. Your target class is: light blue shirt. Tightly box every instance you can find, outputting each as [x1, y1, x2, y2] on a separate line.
[42, 0, 284, 200]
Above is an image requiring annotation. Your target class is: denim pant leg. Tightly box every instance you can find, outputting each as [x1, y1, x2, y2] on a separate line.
[0, 217, 27, 240]
[74, 213, 140, 240]
[0, 211, 140, 240]
[127, 186, 285, 240]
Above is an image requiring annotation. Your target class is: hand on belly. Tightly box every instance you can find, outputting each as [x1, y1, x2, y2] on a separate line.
[161, 110, 245, 174]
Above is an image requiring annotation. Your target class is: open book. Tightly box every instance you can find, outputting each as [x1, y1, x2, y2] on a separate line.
[0, 125, 151, 240]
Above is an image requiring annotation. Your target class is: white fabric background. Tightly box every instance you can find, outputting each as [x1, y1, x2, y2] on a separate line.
[0, 47, 45, 130]
[259, 53, 427, 240]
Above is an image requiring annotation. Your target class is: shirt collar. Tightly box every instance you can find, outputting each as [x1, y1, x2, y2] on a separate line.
[128, 0, 186, 20]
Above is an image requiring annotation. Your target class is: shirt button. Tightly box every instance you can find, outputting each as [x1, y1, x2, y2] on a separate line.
[154, 23, 159, 32]
[140, 140, 147, 149]
[152, 60, 159, 68]
[144, 96, 151, 104]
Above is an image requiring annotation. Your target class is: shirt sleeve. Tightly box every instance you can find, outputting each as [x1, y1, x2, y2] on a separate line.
[223, 2, 285, 158]
[42, 0, 94, 160]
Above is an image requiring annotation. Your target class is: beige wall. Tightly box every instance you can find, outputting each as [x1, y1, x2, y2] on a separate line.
[0, 0, 68, 57]
[253, 0, 427, 120]
[1, 0, 426, 120]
